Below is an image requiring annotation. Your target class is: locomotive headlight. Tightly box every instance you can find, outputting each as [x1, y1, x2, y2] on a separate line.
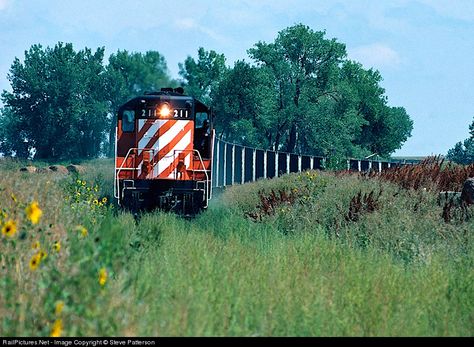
[159, 103, 172, 118]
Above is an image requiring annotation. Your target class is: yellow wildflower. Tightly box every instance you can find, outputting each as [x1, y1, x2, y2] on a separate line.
[32, 241, 41, 250]
[77, 225, 88, 237]
[81, 180, 86, 186]
[98, 268, 107, 286]
[0, 211, 8, 221]
[1, 220, 17, 238]
[39, 250, 47, 261]
[93, 199, 99, 205]
[10, 193, 17, 203]
[53, 241, 61, 253]
[102, 197, 107, 204]
[25, 201, 43, 225]
[55, 301, 65, 316]
[29, 253, 41, 271]
[50, 319, 63, 337]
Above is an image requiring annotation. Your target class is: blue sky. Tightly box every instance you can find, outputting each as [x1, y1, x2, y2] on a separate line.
[0, 0, 473, 156]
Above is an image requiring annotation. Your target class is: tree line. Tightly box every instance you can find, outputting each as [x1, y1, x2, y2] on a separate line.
[446, 118, 474, 164]
[0, 24, 414, 161]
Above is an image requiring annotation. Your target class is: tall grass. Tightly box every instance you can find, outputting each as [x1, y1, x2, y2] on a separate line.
[119, 211, 473, 336]
[0, 159, 472, 336]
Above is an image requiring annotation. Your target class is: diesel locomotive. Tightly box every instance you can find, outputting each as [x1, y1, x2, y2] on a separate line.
[114, 87, 214, 215]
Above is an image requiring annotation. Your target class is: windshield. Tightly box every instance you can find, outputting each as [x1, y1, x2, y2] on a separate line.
[122, 110, 135, 132]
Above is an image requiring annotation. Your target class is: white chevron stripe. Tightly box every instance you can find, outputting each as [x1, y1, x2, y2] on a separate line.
[155, 130, 192, 177]
[137, 120, 190, 177]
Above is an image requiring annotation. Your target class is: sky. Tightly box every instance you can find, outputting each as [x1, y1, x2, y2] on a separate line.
[0, 0, 473, 156]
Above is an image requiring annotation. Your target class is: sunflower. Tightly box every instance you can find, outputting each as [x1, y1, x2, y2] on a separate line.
[101, 197, 107, 204]
[25, 201, 43, 225]
[98, 268, 107, 286]
[39, 250, 47, 261]
[29, 253, 41, 271]
[1, 220, 17, 238]
[50, 319, 63, 337]
[53, 241, 61, 253]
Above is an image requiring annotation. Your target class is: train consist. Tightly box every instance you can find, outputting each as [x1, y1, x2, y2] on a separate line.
[114, 87, 417, 216]
[114, 87, 214, 215]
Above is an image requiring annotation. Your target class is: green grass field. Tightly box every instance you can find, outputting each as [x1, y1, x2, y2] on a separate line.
[0, 158, 472, 336]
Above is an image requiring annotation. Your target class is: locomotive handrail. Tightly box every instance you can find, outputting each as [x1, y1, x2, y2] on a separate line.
[114, 147, 156, 201]
[172, 149, 210, 208]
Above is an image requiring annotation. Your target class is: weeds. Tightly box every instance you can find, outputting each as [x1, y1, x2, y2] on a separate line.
[0, 159, 473, 336]
[373, 156, 474, 192]
[345, 189, 383, 222]
[442, 200, 472, 224]
[246, 189, 297, 222]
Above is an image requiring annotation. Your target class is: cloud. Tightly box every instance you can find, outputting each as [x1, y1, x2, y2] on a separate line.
[174, 18, 229, 44]
[348, 43, 402, 69]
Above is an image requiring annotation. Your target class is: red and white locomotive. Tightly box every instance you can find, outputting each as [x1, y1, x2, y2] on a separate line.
[114, 87, 214, 215]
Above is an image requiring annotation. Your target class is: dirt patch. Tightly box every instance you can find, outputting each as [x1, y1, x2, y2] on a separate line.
[67, 164, 86, 174]
[19, 166, 37, 173]
[49, 165, 69, 174]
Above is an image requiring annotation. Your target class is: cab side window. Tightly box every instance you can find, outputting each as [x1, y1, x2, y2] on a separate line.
[195, 112, 209, 129]
[122, 110, 135, 132]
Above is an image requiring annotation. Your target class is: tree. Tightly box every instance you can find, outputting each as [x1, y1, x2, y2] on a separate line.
[248, 24, 347, 153]
[447, 117, 474, 164]
[211, 24, 413, 157]
[179, 47, 227, 105]
[105, 50, 176, 156]
[213, 61, 277, 147]
[0, 107, 30, 158]
[338, 61, 413, 156]
[1, 42, 109, 159]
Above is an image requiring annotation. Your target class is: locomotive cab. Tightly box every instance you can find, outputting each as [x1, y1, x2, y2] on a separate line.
[114, 88, 214, 216]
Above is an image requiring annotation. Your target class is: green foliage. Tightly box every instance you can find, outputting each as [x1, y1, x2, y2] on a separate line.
[247, 24, 347, 153]
[1, 43, 109, 159]
[1, 25, 414, 161]
[0, 45, 177, 160]
[179, 47, 227, 105]
[338, 61, 413, 156]
[104, 50, 177, 156]
[212, 61, 277, 147]
[223, 171, 473, 264]
[0, 160, 473, 336]
[204, 24, 413, 157]
[447, 117, 474, 164]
